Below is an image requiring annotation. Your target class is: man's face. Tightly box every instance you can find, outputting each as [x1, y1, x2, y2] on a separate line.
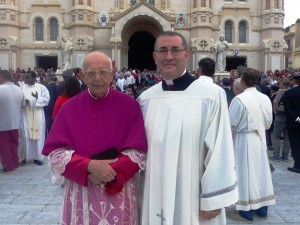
[290, 78, 299, 86]
[24, 74, 35, 85]
[83, 53, 114, 98]
[153, 35, 190, 80]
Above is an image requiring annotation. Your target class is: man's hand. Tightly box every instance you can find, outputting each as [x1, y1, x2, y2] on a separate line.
[88, 159, 118, 184]
[200, 209, 221, 220]
[31, 91, 38, 99]
[88, 173, 102, 185]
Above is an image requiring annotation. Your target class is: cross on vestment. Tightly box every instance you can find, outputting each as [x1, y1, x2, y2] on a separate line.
[156, 209, 166, 225]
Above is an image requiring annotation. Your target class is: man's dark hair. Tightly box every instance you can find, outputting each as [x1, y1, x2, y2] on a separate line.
[241, 68, 259, 87]
[198, 58, 215, 77]
[63, 76, 81, 98]
[154, 31, 188, 50]
[0, 69, 13, 81]
[26, 71, 37, 79]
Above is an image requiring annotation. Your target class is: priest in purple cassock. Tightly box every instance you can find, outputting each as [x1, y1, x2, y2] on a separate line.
[42, 51, 147, 225]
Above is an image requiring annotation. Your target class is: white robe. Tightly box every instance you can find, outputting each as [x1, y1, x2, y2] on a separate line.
[20, 83, 50, 161]
[229, 87, 275, 211]
[138, 79, 238, 225]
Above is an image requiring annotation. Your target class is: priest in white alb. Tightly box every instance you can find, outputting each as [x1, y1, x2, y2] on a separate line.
[228, 67, 275, 223]
[138, 31, 238, 225]
[20, 71, 50, 166]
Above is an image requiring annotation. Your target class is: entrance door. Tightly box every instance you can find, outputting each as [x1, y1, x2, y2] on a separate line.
[226, 56, 247, 71]
[128, 31, 156, 71]
[36, 56, 58, 70]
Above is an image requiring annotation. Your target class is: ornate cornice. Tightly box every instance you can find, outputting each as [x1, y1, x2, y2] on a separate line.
[111, 2, 173, 22]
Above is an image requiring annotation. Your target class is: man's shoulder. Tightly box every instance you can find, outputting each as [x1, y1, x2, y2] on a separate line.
[285, 86, 299, 96]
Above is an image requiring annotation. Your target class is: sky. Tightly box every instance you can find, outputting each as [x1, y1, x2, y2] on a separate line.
[284, 0, 299, 27]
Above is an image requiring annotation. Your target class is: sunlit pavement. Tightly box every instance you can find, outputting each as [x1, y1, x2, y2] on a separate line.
[0, 150, 299, 225]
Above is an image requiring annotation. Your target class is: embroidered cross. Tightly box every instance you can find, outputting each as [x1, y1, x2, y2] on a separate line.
[156, 209, 166, 225]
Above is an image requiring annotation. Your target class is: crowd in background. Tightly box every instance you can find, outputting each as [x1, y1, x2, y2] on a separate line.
[5, 65, 300, 98]
[1, 64, 299, 173]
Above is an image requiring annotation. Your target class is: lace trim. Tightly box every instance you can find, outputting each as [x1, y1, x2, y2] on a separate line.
[122, 149, 147, 170]
[48, 148, 75, 185]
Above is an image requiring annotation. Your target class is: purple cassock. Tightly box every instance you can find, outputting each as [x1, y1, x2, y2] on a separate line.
[42, 88, 147, 225]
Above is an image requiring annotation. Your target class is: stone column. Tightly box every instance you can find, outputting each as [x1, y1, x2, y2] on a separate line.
[117, 43, 121, 69]
[11, 47, 17, 71]
[264, 48, 270, 72]
[191, 48, 197, 71]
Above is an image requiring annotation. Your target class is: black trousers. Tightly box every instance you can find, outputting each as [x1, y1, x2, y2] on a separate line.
[287, 128, 300, 168]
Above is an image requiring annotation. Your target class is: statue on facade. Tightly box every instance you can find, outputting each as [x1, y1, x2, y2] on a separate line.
[57, 34, 74, 70]
[215, 34, 229, 72]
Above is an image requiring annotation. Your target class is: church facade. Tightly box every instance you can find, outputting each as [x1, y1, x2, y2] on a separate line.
[0, 0, 287, 72]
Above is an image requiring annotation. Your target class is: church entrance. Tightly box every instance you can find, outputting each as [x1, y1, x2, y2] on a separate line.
[226, 56, 247, 71]
[128, 31, 156, 71]
[36, 56, 58, 70]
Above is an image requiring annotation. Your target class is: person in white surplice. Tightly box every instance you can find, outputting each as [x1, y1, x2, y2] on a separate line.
[228, 67, 275, 223]
[138, 31, 238, 225]
[20, 71, 50, 166]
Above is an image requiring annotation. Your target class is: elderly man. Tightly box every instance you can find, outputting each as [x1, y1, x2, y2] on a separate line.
[42, 51, 147, 225]
[0, 70, 24, 172]
[139, 31, 238, 225]
[228, 67, 275, 223]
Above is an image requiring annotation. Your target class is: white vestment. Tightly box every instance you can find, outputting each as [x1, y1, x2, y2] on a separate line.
[20, 83, 50, 161]
[138, 79, 238, 225]
[229, 87, 275, 211]
[117, 78, 127, 92]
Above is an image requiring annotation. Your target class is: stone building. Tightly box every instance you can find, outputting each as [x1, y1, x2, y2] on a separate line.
[0, 0, 287, 72]
[284, 22, 300, 70]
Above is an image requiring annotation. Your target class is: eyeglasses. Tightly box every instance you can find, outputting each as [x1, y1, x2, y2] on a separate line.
[155, 47, 186, 56]
[84, 69, 112, 79]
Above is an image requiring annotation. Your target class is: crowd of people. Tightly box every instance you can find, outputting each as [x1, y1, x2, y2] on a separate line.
[0, 30, 300, 225]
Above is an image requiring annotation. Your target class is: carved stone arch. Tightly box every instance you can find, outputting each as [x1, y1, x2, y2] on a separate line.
[120, 15, 163, 45]
[116, 13, 168, 37]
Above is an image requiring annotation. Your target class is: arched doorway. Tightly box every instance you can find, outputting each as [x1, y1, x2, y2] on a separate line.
[128, 31, 156, 71]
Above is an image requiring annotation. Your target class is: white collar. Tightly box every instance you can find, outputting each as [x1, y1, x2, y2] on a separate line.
[198, 75, 214, 83]
[88, 88, 109, 99]
[164, 69, 187, 85]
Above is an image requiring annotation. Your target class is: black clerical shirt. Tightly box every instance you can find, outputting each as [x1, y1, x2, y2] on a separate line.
[161, 72, 196, 91]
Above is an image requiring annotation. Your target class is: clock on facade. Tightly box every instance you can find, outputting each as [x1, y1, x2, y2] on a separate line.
[99, 11, 109, 26]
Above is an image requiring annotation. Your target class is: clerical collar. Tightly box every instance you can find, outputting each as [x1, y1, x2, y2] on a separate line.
[163, 69, 187, 85]
[162, 70, 196, 91]
[88, 88, 109, 99]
